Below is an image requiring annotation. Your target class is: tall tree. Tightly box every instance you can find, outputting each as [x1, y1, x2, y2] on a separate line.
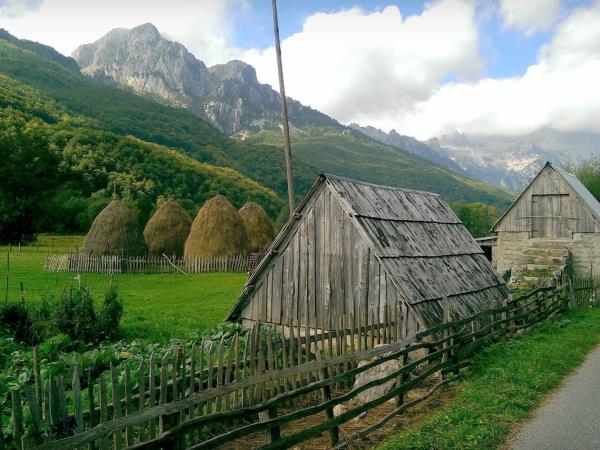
[0, 114, 61, 241]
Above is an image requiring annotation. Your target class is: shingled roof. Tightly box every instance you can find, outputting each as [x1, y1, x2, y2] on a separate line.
[228, 174, 508, 327]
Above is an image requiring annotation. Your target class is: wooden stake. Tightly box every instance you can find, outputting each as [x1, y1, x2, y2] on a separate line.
[271, 0, 295, 213]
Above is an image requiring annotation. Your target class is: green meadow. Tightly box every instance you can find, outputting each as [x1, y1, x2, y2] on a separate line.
[0, 235, 246, 342]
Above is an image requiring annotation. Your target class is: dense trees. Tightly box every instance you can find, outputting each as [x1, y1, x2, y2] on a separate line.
[564, 158, 600, 202]
[0, 75, 284, 241]
[0, 112, 62, 241]
[452, 202, 501, 238]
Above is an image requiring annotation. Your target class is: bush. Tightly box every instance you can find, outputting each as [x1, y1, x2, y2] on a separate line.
[0, 302, 31, 343]
[97, 287, 123, 341]
[0, 285, 123, 345]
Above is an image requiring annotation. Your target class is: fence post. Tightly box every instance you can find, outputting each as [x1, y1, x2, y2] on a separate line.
[568, 279, 575, 308]
[501, 298, 508, 341]
[395, 347, 410, 415]
[72, 366, 84, 434]
[507, 294, 515, 334]
[11, 390, 24, 450]
[259, 382, 281, 443]
[315, 350, 339, 446]
[33, 347, 42, 411]
[441, 298, 451, 366]
[24, 385, 42, 445]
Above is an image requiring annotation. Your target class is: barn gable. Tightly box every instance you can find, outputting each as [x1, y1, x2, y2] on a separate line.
[227, 174, 508, 328]
[492, 162, 600, 235]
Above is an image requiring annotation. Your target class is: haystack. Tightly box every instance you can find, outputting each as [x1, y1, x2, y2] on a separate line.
[83, 199, 147, 256]
[184, 195, 250, 258]
[144, 199, 192, 257]
[239, 202, 275, 252]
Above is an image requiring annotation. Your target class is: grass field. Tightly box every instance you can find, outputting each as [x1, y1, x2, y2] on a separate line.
[0, 236, 246, 341]
[378, 308, 600, 450]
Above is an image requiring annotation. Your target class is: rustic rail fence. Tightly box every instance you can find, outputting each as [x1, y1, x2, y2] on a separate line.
[43, 254, 253, 274]
[2, 282, 572, 450]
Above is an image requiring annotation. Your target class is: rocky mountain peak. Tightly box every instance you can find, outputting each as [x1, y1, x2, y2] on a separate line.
[129, 23, 161, 41]
[72, 24, 338, 134]
[208, 60, 258, 84]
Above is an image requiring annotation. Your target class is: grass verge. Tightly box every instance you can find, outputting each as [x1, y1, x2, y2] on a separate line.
[379, 308, 600, 450]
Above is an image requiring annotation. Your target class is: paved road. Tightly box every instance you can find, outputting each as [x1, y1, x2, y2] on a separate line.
[510, 345, 600, 450]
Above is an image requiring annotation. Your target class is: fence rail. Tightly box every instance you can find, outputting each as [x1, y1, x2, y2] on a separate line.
[43, 254, 253, 274]
[2, 282, 573, 450]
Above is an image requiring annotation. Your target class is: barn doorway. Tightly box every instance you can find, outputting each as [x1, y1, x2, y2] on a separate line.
[531, 194, 570, 238]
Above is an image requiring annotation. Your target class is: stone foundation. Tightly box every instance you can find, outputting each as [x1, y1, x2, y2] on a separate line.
[494, 232, 600, 278]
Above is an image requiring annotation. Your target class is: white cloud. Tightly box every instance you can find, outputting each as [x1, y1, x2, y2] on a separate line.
[0, 0, 42, 18]
[499, 0, 561, 35]
[394, 1, 600, 139]
[241, 0, 482, 125]
[0, 0, 246, 65]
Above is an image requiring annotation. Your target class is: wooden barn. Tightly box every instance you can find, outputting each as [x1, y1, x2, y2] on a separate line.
[227, 174, 508, 332]
[491, 162, 600, 277]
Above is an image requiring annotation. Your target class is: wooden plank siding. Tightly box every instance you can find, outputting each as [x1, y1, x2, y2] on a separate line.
[239, 186, 398, 329]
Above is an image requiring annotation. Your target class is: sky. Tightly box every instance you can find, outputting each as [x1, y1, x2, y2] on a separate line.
[1, 0, 599, 140]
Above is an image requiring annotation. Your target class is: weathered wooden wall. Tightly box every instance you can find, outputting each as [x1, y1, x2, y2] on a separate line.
[495, 165, 600, 235]
[239, 185, 419, 333]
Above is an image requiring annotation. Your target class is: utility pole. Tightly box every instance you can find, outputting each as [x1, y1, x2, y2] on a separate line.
[272, 0, 295, 214]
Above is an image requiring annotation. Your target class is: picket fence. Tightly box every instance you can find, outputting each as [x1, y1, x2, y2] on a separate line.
[2, 282, 572, 450]
[569, 276, 600, 309]
[43, 254, 253, 274]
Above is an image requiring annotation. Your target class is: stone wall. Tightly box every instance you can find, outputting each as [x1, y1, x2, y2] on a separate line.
[494, 232, 600, 277]
[494, 232, 530, 275]
[571, 233, 600, 277]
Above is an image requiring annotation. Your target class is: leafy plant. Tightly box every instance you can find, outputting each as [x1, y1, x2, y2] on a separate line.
[0, 285, 123, 345]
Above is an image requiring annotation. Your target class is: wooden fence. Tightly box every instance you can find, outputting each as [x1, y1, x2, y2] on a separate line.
[2, 283, 570, 450]
[43, 254, 252, 274]
[569, 276, 600, 309]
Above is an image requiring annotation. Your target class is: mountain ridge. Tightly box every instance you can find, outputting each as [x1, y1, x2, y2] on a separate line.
[72, 23, 339, 134]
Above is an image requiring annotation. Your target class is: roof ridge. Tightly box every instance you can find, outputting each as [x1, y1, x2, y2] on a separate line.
[322, 173, 441, 197]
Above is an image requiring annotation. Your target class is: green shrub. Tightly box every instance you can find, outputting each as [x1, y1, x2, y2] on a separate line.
[0, 285, 122, 345]
[0, 301, 31, 343]
[96, 287, 123, 341]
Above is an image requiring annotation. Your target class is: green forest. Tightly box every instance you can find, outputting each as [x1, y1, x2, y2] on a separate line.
[0, 75, 283, 241]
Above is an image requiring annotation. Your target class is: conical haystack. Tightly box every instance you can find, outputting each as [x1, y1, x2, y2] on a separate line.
[84, 199, 147, 255]
[184, 195, 250, 258]
[239, 202, 275, 253]
[144, 199, 192, 257]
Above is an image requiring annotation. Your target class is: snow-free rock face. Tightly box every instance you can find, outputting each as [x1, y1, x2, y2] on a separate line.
[72, 24, 337, 134]
[72, 24, 210, 109]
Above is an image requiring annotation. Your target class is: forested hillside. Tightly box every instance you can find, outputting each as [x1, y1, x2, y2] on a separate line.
[0, 75, 283, 241]
[0, 34, 319, 202]
[245, 128, 514, 208]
